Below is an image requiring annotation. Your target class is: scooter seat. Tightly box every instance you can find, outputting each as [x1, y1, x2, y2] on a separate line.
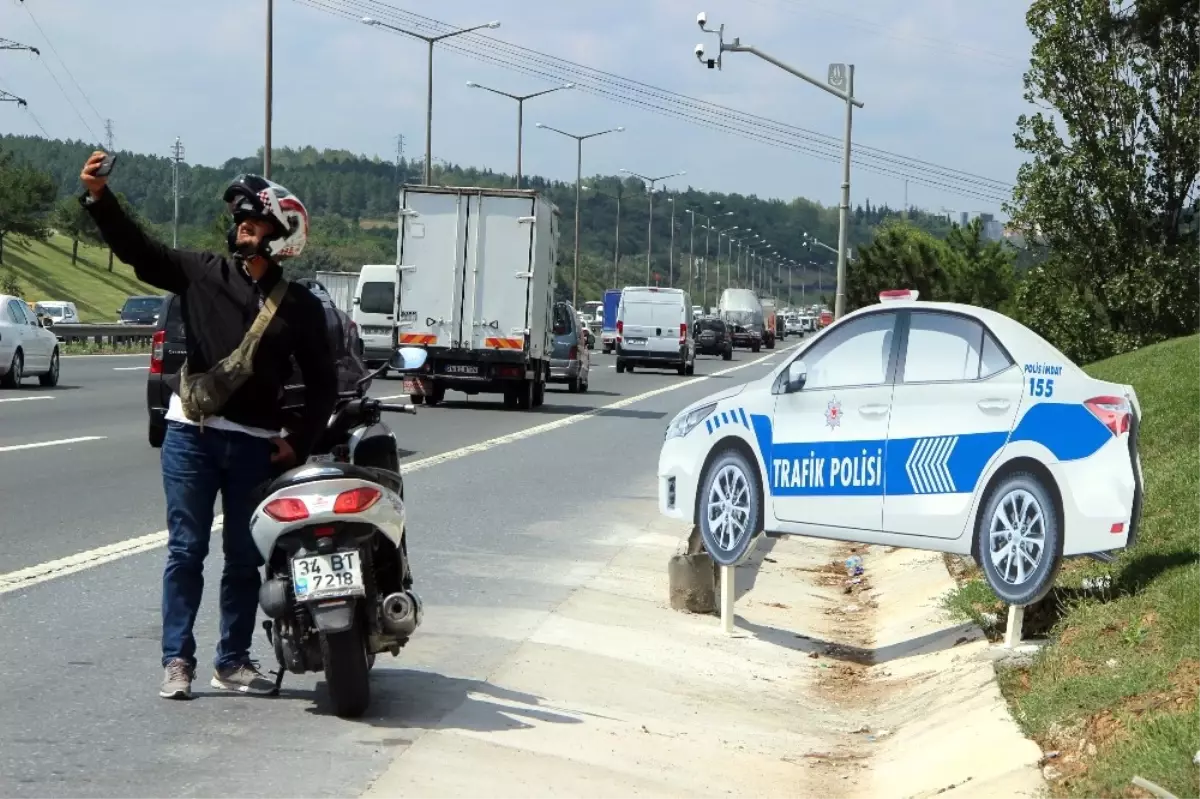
[263, 461, 403, 499]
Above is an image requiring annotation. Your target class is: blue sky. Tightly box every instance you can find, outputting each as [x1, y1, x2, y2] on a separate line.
[0, 0, 1033, 216]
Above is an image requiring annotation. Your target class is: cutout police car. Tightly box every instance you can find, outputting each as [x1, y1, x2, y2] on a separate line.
[658, 289, 1144, 605]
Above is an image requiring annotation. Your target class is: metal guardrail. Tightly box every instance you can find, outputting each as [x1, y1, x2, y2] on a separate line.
[49, 323, 156, 346]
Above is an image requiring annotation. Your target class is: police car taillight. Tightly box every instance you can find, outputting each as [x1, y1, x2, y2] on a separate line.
[878, 289, 919, 303]
[1085, 396, 1131, 436]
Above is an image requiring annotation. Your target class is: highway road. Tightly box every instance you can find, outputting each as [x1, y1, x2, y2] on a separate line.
[0, 341, 803, 797]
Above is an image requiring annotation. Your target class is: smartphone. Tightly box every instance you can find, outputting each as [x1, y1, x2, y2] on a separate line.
[95, 153, 117, 177]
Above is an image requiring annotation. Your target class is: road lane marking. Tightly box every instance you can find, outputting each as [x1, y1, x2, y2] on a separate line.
[113, 366, 149, 371]
[0, 517, 224, 596]
[0, 435, 106, 453]
[0, 344, 801, 594]
[0, 396, 55, 404]
[61, 353, 149, 360]
[375, 394, 410, 400]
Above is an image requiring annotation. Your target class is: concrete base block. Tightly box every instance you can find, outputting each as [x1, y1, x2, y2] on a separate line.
[668, 552, 718, 614]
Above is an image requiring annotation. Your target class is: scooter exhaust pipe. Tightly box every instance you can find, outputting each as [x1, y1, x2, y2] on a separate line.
[380, 590, 423, 637]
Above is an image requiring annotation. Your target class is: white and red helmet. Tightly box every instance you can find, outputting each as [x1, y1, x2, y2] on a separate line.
[223, 174, 309, 261]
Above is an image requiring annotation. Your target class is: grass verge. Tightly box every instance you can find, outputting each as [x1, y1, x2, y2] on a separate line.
[944, 334, 1199, 799]
[0, 234, 156, 322]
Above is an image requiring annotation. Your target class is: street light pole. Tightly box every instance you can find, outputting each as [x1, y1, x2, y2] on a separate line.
[466, 81, 574, 187]
[264, 0, 273, 179]
[621, 168, 686, 283]
[538, 123, 625, 307]
[667, 197, 677, 287]
[691, 208, 700, 298]
[695, 14, 863, 320]
[363, 16, 502, 186]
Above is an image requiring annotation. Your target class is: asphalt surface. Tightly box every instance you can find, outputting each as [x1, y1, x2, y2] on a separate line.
[0, 340, 803, 797]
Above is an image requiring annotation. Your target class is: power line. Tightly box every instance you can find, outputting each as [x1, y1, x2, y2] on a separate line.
[316, 0, 1015, 191]
[18, 0, 106, 128]
[297, 0, 1013, 204]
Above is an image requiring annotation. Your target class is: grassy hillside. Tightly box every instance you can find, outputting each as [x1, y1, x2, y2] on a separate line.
[0, 234, 156, 322]
[948, 335, 1199, 798]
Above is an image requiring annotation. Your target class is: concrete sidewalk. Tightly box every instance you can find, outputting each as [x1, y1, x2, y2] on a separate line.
[363, 511, 1043, 798]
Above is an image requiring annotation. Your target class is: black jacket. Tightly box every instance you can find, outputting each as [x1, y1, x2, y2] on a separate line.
[81, 187, 337, 460]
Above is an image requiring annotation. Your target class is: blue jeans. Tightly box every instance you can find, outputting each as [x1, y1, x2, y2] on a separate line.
[160, 421, 275, 670]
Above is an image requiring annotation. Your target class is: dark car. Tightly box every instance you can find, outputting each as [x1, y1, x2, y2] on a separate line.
[118, 295, 166, 325]
[146, 289, 369, 448]
[547, 301, 590, 393]
[693, 317, 733, 360]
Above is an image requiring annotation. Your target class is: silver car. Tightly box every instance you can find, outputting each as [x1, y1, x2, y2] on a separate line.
[548, 301, 590, 393]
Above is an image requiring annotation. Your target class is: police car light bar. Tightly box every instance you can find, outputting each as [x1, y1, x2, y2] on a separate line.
[878, 289, 919, 303]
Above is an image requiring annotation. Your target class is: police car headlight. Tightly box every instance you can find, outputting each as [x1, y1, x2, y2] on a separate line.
[666, 403, 717, 440]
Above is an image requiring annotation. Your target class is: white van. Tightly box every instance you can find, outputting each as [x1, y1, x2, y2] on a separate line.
[615, 286, 695, 375]
[352, 264, 397, 367]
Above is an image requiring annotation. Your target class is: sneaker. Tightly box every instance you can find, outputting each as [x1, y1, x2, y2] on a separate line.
[160, 658, 194, 700]
[210, 660, 276, 696]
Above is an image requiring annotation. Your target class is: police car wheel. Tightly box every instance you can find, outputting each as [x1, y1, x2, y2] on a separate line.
[975, 471, 1063, 606]
[698, 449, 761, 567]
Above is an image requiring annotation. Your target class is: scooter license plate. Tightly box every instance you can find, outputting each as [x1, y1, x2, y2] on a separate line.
[292, 551, 365, 600]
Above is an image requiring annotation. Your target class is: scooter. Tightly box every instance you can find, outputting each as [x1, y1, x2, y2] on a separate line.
[249, 346, 428, 718]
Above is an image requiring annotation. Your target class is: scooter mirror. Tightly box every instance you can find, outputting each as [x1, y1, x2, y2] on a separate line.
[390, 346, 428, 372]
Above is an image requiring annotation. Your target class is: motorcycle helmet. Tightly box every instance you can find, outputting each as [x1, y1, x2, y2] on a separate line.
[222, 174, 309, 261]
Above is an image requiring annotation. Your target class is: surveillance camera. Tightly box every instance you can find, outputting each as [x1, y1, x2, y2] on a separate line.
[694, 42, 705, 59]
[697, 11, 707, 27]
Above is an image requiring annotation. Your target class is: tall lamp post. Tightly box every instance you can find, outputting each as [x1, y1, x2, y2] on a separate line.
[466, 81, 573, 188]
[695, 12, 862, 320]
[537, 123, 625, 308]
[265, 0, 273, 179]
[620, 168, 686, 283]
[583, 184, 623, 288]
[362, 16, 502, 186]
[717, 226, 738, 290]
[667, 197, 677, 287]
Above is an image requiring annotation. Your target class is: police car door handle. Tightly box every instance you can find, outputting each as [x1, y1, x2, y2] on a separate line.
[858, 404, 889, 417]
[977, 398, 1011, 412]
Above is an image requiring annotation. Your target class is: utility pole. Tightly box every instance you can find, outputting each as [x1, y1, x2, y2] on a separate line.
[104, 119, 114, 151]
[264, 0, 273, 179]
[696, 15, 862, 320]
[171, 137, 185, 247]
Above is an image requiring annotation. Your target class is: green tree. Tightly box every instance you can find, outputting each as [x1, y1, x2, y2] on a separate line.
[1008, 0, 1200, 360]
[0, 150, 56, 264]
[944, 219, 1017, 312]
[846, 221, 956, 310]
[50, 196, 99, 266]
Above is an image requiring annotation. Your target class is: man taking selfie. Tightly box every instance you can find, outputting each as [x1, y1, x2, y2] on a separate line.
[79, 151, 338, 700]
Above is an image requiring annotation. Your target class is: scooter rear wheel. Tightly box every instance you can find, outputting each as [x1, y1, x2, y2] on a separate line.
[320, 623, 371, 718]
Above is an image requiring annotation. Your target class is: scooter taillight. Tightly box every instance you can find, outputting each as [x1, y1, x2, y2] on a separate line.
[264, 498, 309, 522]
[334, 487, 382, 514]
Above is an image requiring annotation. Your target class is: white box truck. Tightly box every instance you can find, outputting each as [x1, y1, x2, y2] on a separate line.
[314, 270, 359, 315]
[394, 185, 558, 409]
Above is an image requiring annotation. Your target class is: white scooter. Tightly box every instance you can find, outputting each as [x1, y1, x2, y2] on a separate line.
[249, 346, 427, 718]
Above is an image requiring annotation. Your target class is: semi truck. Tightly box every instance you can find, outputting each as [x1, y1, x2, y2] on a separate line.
[313, 270, 359, 315]
[759, 296, 778, 349]
[717, 287, 765, 352]
[392, 185, 559, 410]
